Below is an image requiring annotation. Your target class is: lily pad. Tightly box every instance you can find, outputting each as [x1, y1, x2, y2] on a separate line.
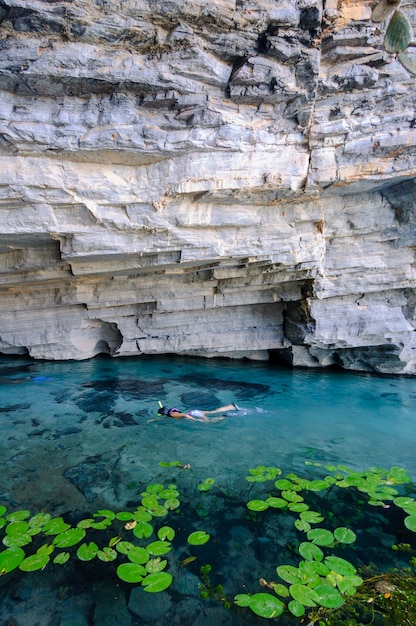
[247, 500, 269, 512]
[6, 510, 30, 522]
[146, 558, 167, 573]
[276, 565, 301, 584]
[404, 515, 416, 532]
[265, 497, 287, 509]
[324, 556, 357, 576]
[157, 526, 175, 541]
[298, 541, 324, 562]
[116, 562, 146, 583]
[300, 511, 324, 524]
[53, 528, 86, 548]
[288, 599, 305, 617]
[54, 552, 70, 565]
[334, 527, 356, 544]
[0, 547, 25, 573]
[132, 510, 152, 523]
[146, 540, 172, 556]
[133, 522, 154, 539]
[307, 528, 335, 547]
[247, 593, 285, 618]
[19, 553, 50, 572]
[187, 531, 210, 546]
[289, 583, 318, 607]
[43, 517, 71, 536]
[127, 546, 149, 564]
[97, 547, 117, 562]
[314, 584, 345, 608]
[142, 571, 173, 592]
[76, 542, 98, 561]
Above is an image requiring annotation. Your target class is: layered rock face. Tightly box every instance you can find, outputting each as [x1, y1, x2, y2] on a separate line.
[0, 0, 416, 373]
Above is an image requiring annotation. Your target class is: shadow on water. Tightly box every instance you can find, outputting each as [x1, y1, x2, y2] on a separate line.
[0, 354, 416, 625]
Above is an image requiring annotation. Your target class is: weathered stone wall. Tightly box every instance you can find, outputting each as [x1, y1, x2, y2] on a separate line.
[0, 0, 415, 373]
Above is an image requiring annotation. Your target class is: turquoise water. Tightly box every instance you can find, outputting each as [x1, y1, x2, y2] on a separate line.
[0, 354, 415, 625]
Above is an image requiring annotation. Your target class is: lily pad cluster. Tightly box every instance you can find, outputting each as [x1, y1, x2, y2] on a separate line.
[372, 0, 416, 75]
[0, 471, 209, 594]
[235, 463, 416, 621]
[0, 461, 415, 625]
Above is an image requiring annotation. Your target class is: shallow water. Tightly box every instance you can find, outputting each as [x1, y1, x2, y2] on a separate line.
[0, 355, 415, 625]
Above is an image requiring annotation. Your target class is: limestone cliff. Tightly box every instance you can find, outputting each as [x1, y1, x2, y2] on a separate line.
[0, 0, 416, 374]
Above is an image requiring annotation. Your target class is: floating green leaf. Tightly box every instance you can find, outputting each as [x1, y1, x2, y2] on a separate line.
[324, 556, 357, 576]
[338, 575, 364, 596]
[334, 527, 357, 544]
[115, 512, 134, 521]
[43, 517, 71, 536]
[307, 480, 330, 492]
[276, 565, 301, 584]
[273, 583, 290, 597]
[247, 500, 269, 512]
[146, 558, 167, 573]
[127, 546, 149, 564]
[116, 541, 133, 555]
[298, 541, 324, 562]
[0, 547, 25, 573]
[313, 584, 344, 609]
[282, 490, 304, 503]
[404, 515, 416, 532]
[187, 531, 210, 546]
[116, 562, 146, 583]
[159, 488, 180, 500]
[5, 521, 29, 536]
[6, 510, 30, 522]
[53, 552, 70, 565]
[53, 528, 86, 549]
[133, 522, 153, 539]
[97, 547, 117, 562]
[246, 593, 285, 618]
[307, 528, 335, 547]
[147, 540, 172, 556]
[142, 571, 173, 592]
[76, 542, 98, 561]
[234, 593, 251, 607]
[157, 526, 175, 541]
[132, 510, 153, 523]
[265, 497, 287, 509]
[2, 533, 32, 548]
[289, 583, 318, 607]
[300, 511, 324, 524]
[19, 553, 50, 572]
[146, 484, 164, 494]
[288, 599, 305, 617]
[28, 513, 51, 529]
[164, 498, 180, 510]
[94, 509, 115, 521]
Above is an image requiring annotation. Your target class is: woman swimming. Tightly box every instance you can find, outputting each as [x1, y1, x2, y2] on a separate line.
[158, 403, 239, 422]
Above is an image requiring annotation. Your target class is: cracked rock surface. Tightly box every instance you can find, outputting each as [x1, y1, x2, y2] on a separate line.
[1, 0, 416, 373]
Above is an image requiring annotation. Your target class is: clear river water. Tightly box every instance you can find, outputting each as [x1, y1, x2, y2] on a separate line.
[0, 354, 415, 626]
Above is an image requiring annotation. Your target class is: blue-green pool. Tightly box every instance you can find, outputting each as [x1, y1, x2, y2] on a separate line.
[0, 355, 415, 625]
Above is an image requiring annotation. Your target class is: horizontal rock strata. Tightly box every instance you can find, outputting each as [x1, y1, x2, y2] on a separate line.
[0, 0, 416, 373]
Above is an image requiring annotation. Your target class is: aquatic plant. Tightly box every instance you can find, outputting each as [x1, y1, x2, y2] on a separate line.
[235, 462, 416, 623]
[1, 461, 416, 625]
[371, 0, 416, 75]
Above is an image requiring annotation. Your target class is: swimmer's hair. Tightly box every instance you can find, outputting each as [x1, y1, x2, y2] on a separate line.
[158, 406, 168, 415]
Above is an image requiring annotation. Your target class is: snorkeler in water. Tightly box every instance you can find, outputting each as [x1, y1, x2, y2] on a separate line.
[157, 403, 240, 422]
